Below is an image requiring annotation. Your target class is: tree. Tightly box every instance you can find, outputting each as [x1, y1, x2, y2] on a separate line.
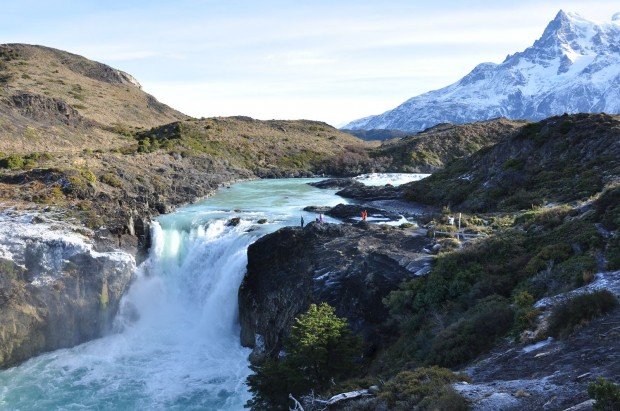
[246, 303, 361, 410]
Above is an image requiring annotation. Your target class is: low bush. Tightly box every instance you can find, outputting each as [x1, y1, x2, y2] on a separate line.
[548, 291, 618, 338]
[80, 168, 96, 183]
[0, 154, 25, 169]
[100, 172, 122, 188]
[426, 296, 514, 367]
[514, 205, 573, 229]
[524, 243, 572, 275]
[379, 367, 470, 411]
[512, 291, 539, 334]
[588, 377, 620, 411]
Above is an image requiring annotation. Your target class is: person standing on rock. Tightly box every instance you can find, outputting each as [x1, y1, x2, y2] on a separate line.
[301, 216, 304, 228]
[319, 214, 324, 223]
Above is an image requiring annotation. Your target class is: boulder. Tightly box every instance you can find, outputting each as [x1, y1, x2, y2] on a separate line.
[227, 217, 241, 226]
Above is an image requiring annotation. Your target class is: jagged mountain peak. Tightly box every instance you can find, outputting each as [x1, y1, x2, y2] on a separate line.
[345, 10, 620, 132]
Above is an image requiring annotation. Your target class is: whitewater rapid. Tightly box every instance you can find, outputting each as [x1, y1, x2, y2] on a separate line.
[353, 172, 430, 186]
[0, 178, 347, 410]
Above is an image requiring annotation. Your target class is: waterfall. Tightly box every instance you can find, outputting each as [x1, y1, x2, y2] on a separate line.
[0, 178, 346, 410]
[0, 217, 255, 410]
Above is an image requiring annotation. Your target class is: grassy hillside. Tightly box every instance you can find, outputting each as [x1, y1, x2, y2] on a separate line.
[0, 43, 186, 153]
[135, 116, 377, 177]
[0, 114, 377, 235]
[0, 45, 382, 236]
[341, 128, 408, 141]
[403, 113, 620, 211]
[372, 118, 526, 172]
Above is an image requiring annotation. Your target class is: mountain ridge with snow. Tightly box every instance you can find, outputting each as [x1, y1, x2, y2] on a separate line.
[344, 10, 620, 132]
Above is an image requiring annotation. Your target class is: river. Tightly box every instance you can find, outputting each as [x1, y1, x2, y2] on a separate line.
[0, 179, 347, 410]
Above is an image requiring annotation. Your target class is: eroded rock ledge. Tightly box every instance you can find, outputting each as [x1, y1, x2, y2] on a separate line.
[238, 222, 432, 362]
[0, 210, 134, 368]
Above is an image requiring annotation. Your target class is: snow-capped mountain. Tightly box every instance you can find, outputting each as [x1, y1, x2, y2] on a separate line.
[344, 11, 620, 132]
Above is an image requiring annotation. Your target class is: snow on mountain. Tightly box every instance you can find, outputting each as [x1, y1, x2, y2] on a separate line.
[344, 11, 620, 132]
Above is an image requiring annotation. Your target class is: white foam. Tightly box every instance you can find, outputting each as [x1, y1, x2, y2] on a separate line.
[353, 173, 430, 186]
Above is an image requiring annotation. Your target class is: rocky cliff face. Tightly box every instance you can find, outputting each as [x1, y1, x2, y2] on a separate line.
[238, 222, 432, 361]
[0, 210, 134, 368]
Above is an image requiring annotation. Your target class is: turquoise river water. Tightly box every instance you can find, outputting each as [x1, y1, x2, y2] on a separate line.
[0, 179, 348, 410]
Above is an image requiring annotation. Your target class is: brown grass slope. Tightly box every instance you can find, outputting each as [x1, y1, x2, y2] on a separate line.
[137, 116, 377, 177]
[372, 118, 527, 172]
[0, 43, 187, 153]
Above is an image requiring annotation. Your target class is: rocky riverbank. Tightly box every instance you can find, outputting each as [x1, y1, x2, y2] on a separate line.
[0, 209, 134, 368]
[242, 169, 620, 409]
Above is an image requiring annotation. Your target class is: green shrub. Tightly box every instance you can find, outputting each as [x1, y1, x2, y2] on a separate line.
[515, 205, 573, 229]
[588, 377, 620, 410]
[607, 236, 620, 271]
[100, 172, 123, 188]
[80, 168, 96, 183]
[512, 291, 539, 334]
[559, 120, 574, 135]
[524, 243, 572, 275]
[379, 367, 470, 411]
[595, 184, 620, 231]
[0, 154, 25, 169]
[426, 296, 514, 367]
[502, 158, 524, 170]
[552, 255, 597, 289]
[548, 291, 618, 338]
[137, 138, 151, 153]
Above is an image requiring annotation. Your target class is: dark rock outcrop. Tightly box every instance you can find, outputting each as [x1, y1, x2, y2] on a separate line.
[309, 178, 356, 189]
[238, 222, 432, 362]
[336, 183, 402, 201]
[10, 92, 92, 127]
[309, 178, 403, 201]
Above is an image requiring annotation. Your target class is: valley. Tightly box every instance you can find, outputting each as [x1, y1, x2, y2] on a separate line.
[0, 7, 619, 411]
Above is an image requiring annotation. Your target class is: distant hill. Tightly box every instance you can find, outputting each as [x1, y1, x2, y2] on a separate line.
[0, 43, 187, 153]
[341, 128, 408, 141]
[372, 118, 526, 172]
[403, 113, 620, 211]
[135, 116, 374, 177]
[345, 11, 620, 132]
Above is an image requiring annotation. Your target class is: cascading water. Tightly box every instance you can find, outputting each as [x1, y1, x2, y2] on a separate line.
[0, 178, 346, 410]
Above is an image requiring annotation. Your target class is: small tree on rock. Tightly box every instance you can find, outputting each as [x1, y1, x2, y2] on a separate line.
[246, 302, 360, 410]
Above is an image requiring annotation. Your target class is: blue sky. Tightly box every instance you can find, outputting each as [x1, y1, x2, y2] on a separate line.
[2, 1, 619, 126]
